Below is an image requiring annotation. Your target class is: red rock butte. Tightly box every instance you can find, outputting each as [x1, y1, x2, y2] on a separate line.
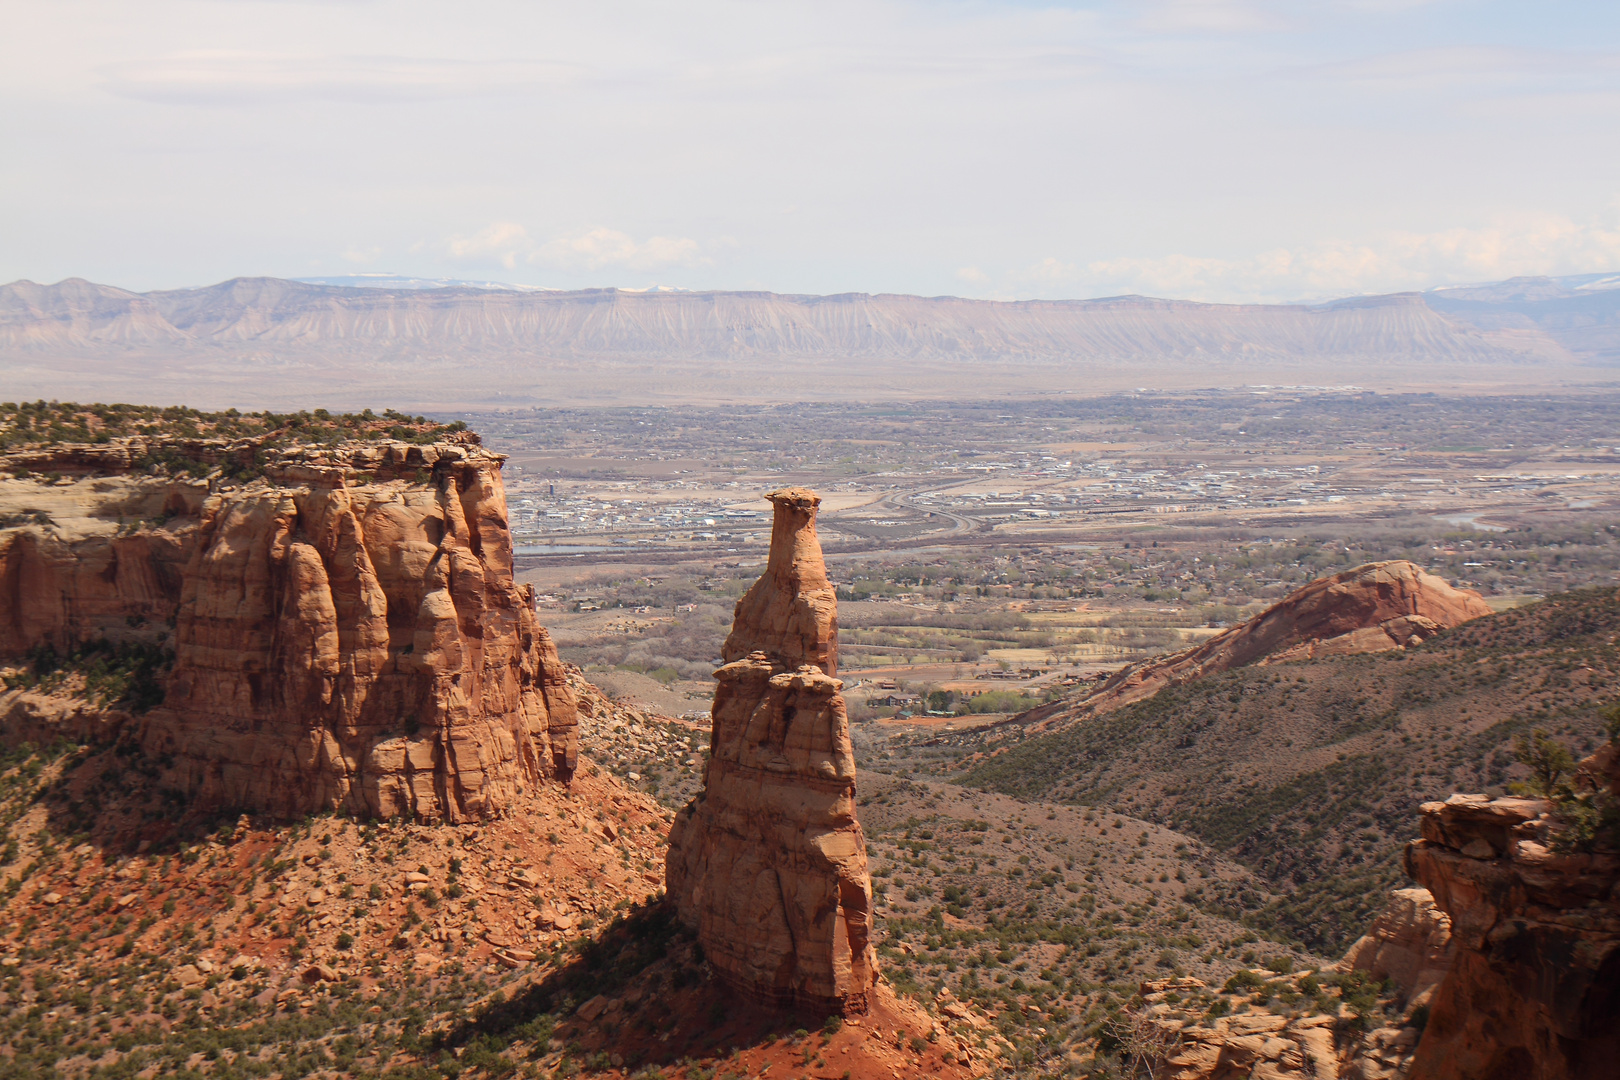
[0, 435, 577, 823]
[665, 487, 877, 1013]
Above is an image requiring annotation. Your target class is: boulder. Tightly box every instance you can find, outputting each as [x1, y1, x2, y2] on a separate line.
[665, 488, 877, 1013]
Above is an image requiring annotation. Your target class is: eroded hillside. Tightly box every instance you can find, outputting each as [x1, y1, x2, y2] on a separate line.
[958, 587, 1620, 952]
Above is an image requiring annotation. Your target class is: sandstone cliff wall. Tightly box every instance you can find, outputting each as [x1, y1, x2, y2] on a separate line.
[666, 488, 877, 1012]
[0, 436, 576, 823]
[1025, 561, 1493, 732]
[1404, 785, 1620, 1080]
[1336, 886, 1454, 1012]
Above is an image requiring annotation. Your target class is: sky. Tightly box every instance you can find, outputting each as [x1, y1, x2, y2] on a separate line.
[4, 0, 1620, 303]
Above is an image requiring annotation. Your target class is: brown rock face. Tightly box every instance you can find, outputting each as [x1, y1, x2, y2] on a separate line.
[1404, 786, 1620, 1080]
[1337, 886, 1454, 1011]
[1027, 560, 1493, 731]
[0, 437, 576, 822]
[665, 487, 877, 1012]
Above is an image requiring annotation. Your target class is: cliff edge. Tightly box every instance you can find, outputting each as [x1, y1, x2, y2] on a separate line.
[0, 414, 576, 824]
[1403, 767, 1620, 1080]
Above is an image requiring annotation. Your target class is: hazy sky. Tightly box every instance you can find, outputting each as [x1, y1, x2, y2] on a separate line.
[4, 1, 1619, 302]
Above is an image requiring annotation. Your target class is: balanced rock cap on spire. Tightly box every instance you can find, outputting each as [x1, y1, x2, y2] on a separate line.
[721, 487, 838, 675]
[665, 486, 876, 1013]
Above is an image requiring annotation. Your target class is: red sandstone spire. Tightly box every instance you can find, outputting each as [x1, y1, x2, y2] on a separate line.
[666, 486, 876, 1012]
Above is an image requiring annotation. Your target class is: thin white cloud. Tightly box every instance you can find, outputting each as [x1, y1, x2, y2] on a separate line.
[1306, 45, 1620, 91]
[444, 225, 709, 274]
[100, 52, 579, 104]
[448, 223, 534, 270]
[1078, 212, 1620, 303]
[1135, 1, 1291, 34]
[533, 229, 707, 272]
[1028, 257, 1080, 284]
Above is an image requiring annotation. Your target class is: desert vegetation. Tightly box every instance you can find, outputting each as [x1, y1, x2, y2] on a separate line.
[0, 401, 467, 456]
[957, 586, 1620, 953]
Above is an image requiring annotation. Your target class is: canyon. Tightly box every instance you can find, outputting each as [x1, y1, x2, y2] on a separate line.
[3, 409, 1619, 1079]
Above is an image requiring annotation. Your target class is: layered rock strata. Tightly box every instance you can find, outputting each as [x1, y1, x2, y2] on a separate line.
[1026, 561, 1493, 732]
[665, 488, 877, 1012]
[1404, 782, 1620, 1080]
[1336, 886, 1454, 1012]
[0, 435, 577, 822]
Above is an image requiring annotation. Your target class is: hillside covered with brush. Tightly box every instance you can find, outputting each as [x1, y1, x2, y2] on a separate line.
[958, 588, 1620, 953]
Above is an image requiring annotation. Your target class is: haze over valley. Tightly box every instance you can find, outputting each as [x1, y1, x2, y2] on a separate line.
[3, 273, 1618, 408]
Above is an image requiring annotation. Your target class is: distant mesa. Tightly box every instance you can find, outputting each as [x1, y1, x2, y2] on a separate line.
[1021, 560, 1493, 733]
[1, 272, 1615, 407]
[291, 274, 561, 292]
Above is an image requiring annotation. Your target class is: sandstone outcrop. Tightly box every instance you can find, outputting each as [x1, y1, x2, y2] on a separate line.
[1025, 561, 1492, 732]
[0, 434, 577, 823]
[1336, 887, 1453, 1011]
[665, 488, 877, 1012]
[1137, 974, 1424, 1080]
[1157, 748, 1620, 1080]
[1403, 784, 1620, 1080]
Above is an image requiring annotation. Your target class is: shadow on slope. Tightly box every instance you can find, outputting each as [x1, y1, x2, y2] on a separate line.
[957, 588, 1620, 954]
[441, 899, 974, 1079]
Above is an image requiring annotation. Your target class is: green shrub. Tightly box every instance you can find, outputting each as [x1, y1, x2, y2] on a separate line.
[1222, 970, 1263, 993]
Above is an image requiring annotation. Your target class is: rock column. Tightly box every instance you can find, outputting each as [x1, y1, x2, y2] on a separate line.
[665, 487, 877, 1013]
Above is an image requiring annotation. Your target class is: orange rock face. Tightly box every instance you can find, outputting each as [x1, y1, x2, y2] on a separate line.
[1029, 560, 1493, 731]
[665, 488, 877, 1012]
[1336, 886, 1454, 1011]
[0, 437, 576, 822]
[1401, 780, 1620, 1080]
